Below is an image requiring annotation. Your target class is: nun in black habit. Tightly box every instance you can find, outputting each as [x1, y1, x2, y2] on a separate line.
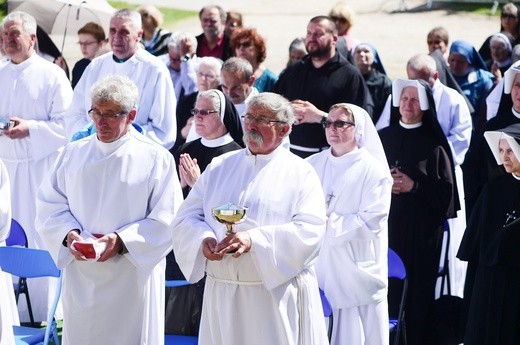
[165, 89, 244, 336]
[174, 89, 244, 198]
[458, 124, 520, 345]
[378, 79, 458, 345]
[463, 64, 520, 220]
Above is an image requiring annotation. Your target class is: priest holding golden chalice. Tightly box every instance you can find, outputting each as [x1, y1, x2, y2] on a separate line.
[172, 93, 329, 345]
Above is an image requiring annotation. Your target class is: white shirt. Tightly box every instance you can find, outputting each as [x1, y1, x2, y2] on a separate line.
[67, 49, 177, 149]
[172, 146, 328, 345]
[36, 128, 183, 345]
[307, 147, 392, 308]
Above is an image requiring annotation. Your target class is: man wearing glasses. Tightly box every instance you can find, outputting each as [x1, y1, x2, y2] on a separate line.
[66, 8, 177, 150]
[173, 92, 329, 345]
[37, 75, 183, 345]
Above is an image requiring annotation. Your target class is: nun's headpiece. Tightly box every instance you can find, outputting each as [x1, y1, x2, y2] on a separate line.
[503, 62, 520, 94]
[354, 42, 387, 75]
[329, 103, 388, 164]
[484, 123, 520, 165]
[392, 79, 430, 111]
[449, 40, 488, 71]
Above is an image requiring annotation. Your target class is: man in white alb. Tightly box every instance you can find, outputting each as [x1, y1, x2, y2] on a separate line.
[37, 75, 183, 345]
[0, 11, 73, 322]
[172, 92, 329, 345]
[66, 8, 177, 149]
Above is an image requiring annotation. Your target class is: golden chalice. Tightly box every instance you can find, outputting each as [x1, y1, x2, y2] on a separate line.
[212, 203, 247, 235]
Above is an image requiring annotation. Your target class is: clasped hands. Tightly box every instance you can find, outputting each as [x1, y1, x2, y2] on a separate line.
[290, 99, 324, 125]
[390, 167, 414, 194]
[179, 153, 201, 188]
[202, 232, 251, 260]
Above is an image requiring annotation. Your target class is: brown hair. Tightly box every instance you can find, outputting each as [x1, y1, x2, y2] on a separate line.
[78, 22, 106, 42]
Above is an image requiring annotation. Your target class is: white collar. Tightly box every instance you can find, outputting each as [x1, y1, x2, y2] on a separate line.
[201, 133, 234, 147]
[399, 120, 422, 129]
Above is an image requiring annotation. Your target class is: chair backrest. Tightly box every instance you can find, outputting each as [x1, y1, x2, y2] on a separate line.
[388, 248, 406, 280]
[0, 246, 60, 278]
[6, 219, 28, 247]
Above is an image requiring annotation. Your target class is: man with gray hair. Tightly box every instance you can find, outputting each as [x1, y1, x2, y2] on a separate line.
[37, 75, 183, 345]
[196, 5, 232, 60]
[221, 57, 259, 116]
[0, 10, 73, 323]
[173, 92, 329, 345]
[67, 8, 177, 149]
[164, 30, 198, 100]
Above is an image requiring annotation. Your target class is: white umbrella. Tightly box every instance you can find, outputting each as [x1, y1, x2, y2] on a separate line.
[7, 0, 116, 53]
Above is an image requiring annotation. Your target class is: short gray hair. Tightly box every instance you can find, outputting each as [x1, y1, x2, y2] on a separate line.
[168, 31, 198, 52]
[196, 90, 221, 112]
[248, 92, 294, 126]
[2, 11, 37, 35]
[90, 75, 139, 112]
[112, 9, 142, 31]
[221, 57, 253, 82]
[407, 53, 437, 76]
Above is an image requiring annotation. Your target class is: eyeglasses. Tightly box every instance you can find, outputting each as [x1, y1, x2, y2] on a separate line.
[241, 114, 285, 126]
[191, 108, 219, 116]
[197, 72, 217, 81]
[77, 41, 98, 47]
[236, 41, 252, 49]
[88, 108, 128, 122]
[141, 12, 150, 18]
[322, 120, 355, 129]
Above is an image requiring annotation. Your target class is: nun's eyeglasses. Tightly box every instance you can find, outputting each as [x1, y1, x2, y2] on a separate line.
[191, 108, 219, 116]
[322, 120, 355, 129]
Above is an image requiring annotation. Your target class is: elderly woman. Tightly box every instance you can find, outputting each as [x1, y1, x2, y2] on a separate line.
[486, 32, 514, 81]
[231, 27, 278, 92]
[166, 89, 243, 335]
[307, 103, 392, 345]
[175, 89, 244, 198]
[449, 39, 494, 132]
[378, 79, 458, 345]
[137, 4, 171, 56]
[458, 123, 520, 344]
[353, 43, 391, 124]
[171, 56, 223, 154]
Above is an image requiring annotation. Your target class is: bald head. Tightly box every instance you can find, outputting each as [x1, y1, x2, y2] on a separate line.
[406, 53, 438, 86]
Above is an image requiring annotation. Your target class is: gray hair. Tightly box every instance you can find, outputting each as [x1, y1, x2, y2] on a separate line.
[248, 92, 295, 127]
[167, 31, 198, 52]
[112, 9, 142, 31]
[90, 75, 139, 112]
[2, 11, 37, 35]
[196, 90, 221, 112]
[407, 53, 437, 76]
[199, 5, 227, 23]
[221, 57, 253, 82]
[513, 43, 520, 63]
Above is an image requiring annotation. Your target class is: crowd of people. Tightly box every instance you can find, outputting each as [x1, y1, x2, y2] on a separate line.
[1, 1, 520, 345]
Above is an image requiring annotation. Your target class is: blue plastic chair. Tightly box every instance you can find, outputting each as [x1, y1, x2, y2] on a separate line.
[6, 219, 27, 247]
[5, 219, 38, 326]
[164, 280, 198, 345]
[0, 246, 62, 345]
[388, 248, 408, 345]
[319, 288, 333, 342]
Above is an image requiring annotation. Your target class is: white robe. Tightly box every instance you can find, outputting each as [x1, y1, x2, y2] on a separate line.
[172, 146, 329, 345]
[66, 49, 177, 149]
[36, 128, 183, 345]
[376, 80, 471, 297]
[0, 159, 17, 345]
[307, 148, 392, 345]
[0, 53, 72, 322]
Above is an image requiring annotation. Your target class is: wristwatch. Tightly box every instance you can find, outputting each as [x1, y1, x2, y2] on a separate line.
[182, 54, 191, 62]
